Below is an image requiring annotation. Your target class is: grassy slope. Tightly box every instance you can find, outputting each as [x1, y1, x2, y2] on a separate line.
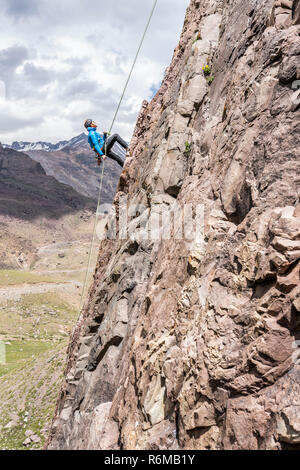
[0, 230, 98, 450]
[0, 146, 102, 449]
[0, 342, 67, 450]
[0, 270, 64, 286]
[0, 282, 79, 449]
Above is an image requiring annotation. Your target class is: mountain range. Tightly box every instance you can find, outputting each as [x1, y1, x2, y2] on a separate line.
[0, 144, 94, 220]
[0, 143, 97, 269]
[3, 133, 87, 153]
[3, 134, 122, 202]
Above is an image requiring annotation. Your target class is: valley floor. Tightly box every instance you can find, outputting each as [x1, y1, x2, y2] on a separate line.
[0, 239, 98, 450]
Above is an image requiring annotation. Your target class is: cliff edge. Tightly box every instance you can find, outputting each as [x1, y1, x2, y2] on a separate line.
[48, 0, 300, 450]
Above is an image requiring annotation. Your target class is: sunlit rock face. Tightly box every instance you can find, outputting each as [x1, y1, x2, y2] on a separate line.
[48, 0, 300, 450]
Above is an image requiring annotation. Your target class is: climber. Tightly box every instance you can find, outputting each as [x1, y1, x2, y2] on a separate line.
[84, 119, 128, 167]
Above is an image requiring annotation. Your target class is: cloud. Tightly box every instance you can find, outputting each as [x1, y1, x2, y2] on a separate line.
[62, 79, 100, 99]
[0, 45, 29, 77]
[0, 0, 190, 144]
[3, 0, 39, 19]
[0, 45, 30, 98]
[22, 62, 55, 85]
[0, 98, 42, 132]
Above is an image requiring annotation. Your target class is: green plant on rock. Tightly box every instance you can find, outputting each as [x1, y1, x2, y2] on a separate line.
[185, 141, 191, 156]
[192, 32, 202, 44]
[202, 64, 214, 85]
[202, 64, 211, 76]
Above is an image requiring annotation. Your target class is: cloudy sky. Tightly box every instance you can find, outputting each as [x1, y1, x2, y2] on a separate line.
[0, 0, 189, 144]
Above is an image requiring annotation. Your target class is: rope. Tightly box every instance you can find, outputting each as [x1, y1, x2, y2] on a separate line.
[79, 0, 158, 313]
[79, 161, 105, 312]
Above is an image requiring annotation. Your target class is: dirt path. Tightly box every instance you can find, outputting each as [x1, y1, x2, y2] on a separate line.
[33, 268, 93, 275]
[37, 241, 91, 256]
[0, 281, 81, 301]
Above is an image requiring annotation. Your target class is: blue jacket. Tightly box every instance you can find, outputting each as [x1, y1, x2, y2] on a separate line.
[87, 127, 105, 156]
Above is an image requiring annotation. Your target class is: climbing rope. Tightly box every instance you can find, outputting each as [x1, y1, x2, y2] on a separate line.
[79, 0, 158, 313]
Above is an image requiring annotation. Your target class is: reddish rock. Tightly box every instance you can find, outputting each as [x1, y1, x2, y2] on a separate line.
[293, 297, 300, 312]
[272, 237, 300, 253]
[277, 263, 300, 293]
[47, 0, 300, 451]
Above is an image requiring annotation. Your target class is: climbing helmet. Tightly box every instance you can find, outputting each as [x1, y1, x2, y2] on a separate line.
[84, 119, 93, 129]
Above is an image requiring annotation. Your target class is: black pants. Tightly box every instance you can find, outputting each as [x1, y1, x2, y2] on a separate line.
[101, 134, 128, 168]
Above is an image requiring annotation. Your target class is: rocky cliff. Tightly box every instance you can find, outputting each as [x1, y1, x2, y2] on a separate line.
[48, 0, 300, 450]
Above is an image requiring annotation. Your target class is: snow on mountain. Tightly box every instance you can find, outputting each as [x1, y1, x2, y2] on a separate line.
[3, 133, 88, 152]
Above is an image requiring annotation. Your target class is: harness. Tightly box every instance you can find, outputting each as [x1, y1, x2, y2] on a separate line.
[93, 134, 107, 166]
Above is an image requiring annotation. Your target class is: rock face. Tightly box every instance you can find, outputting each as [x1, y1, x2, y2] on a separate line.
[48, 0, 300, 450]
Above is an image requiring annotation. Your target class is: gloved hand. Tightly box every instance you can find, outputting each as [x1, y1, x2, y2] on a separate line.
[96, 153, 107, 165]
